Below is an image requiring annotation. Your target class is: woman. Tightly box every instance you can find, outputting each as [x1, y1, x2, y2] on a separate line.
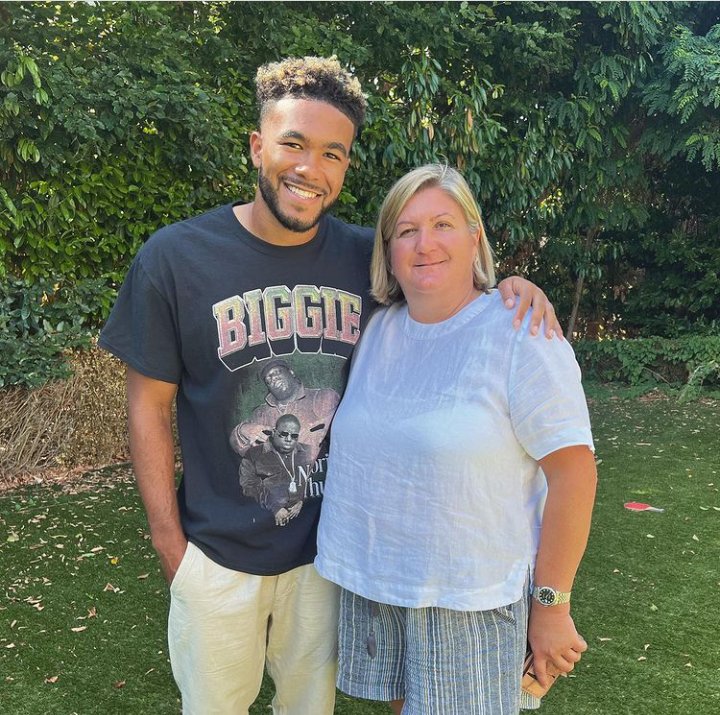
[315, 164, 597, 714]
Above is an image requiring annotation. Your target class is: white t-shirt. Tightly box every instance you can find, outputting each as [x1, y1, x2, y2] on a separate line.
[315, 291, 594, 611]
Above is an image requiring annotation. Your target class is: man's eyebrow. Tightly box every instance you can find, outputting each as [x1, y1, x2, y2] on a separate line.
[279, 130, 305, 143]
[326, 141, 349, 158]
[279, 130, 348, 158]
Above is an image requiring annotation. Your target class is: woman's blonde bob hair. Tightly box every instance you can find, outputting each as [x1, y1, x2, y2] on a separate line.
[370, 164, 496, 305]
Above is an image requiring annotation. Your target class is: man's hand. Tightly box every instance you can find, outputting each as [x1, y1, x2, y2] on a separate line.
[497, 276, 562, 339]
[155, 533, 189, 585]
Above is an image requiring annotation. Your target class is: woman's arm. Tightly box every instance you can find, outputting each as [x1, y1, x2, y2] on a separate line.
[529, 444, 597, 687]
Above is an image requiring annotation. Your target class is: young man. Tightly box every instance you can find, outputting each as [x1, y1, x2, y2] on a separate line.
[99, 56, 559, 715]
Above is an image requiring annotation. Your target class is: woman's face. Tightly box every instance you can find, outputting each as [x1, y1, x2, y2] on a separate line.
[389, 186, 479, 304]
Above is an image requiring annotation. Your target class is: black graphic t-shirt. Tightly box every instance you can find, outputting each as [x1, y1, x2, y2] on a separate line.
[99, 203, 374, 574]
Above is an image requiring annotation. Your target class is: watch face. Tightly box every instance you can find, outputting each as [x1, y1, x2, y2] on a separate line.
[538, 587, 556, 605]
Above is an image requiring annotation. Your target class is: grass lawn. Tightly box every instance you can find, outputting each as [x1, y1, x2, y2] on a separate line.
[1, 387, 718, 714]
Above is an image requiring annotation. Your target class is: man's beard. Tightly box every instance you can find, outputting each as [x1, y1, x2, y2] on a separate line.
[258, 170, 337, 233]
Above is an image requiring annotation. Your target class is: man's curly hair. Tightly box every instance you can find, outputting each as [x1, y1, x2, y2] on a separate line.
[255, 56, 366, 136]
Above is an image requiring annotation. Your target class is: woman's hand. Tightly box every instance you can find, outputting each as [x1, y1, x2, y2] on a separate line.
[527, 604, 587, 688]
[497, 276, 562, 339]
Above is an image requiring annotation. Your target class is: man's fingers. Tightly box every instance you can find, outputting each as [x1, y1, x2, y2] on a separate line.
[497, 278, 516, 308]
[542, 301, 563, 340]
[512, 295, 533, 330]
[499, 276, 564, 339]
[525, 297, 551, 339]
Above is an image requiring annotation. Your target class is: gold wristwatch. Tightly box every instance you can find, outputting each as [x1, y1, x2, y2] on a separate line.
[532, 586, 571, 606]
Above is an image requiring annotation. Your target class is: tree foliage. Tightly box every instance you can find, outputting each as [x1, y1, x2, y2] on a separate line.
[1, 1, 719, 387]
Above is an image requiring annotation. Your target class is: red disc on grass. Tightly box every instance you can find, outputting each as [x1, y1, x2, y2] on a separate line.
[624, 502, 664, 512]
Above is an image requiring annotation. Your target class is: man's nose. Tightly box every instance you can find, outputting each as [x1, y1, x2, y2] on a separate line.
[294, 151, 321, 180]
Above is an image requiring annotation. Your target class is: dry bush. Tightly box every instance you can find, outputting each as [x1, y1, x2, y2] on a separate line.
[63, 347, 129, 467]
[0, 346, 129, 486]
[0, 379, 77, 479]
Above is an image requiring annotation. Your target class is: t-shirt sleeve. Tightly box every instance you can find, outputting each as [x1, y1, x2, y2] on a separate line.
[98, 252, 182, 384]
[508, 318, 594, 461]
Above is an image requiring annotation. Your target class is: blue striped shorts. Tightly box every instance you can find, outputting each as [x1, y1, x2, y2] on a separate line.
[337, 587, 539, 714]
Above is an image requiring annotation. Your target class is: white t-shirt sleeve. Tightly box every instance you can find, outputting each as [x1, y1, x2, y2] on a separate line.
[508, 317, 594, 461]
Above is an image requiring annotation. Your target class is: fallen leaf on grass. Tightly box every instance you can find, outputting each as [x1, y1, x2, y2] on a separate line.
[137, 573, 149, 580]
[4, 643, 15, 649]
[113, 680, 126, 689]
[7, 532, 19, 542]
[103, 583, 119, 593]
[45, 676, 59, 684]
[24, 596, 44, 612]
[71, 626, 87, 633]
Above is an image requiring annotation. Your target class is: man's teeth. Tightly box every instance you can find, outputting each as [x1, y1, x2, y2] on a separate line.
[287, 184, 318, 199]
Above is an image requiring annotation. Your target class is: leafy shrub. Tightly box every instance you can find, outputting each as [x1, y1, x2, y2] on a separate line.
[574, 335, 720, 386]
[0, 275, 111, 389]
[3, 2, 719, 345]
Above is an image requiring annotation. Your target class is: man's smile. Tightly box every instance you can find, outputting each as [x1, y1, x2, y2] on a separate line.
[284, 180, 323, 200]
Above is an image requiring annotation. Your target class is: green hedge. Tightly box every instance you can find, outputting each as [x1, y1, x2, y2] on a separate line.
[574, 335, 720, 386]
[0, 275, 106, 388]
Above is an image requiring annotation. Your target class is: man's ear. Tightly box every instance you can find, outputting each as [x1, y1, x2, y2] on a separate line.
[249, 130, 262, 168]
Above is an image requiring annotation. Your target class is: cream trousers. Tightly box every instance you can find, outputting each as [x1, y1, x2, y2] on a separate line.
[168, 542, 340, 715]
